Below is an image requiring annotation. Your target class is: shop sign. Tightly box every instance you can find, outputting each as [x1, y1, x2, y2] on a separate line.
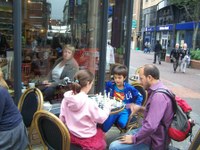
[132, 20, 137, 29]
[157, 25, 173, 31]
[145, 27, 155, 32]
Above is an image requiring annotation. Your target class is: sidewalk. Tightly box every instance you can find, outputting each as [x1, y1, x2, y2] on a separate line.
[105, 50, 200, 150]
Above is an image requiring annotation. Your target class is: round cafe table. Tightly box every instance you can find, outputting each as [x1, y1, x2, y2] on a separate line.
[88, 95, 126, 115]
[46, 96, 126, 117]
[110, 104, 125, 115]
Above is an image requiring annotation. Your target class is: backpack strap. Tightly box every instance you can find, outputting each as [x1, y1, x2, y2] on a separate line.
[152, 88, 177, 149]
[153, 88, 177, 113]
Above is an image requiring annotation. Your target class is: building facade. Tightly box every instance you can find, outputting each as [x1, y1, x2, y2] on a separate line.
[141, 0, 200, 56]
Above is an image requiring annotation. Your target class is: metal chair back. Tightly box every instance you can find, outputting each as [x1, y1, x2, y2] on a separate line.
[18, 87, 43, 127]
[33, 110, 70, 150]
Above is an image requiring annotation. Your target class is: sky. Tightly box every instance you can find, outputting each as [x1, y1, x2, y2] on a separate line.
[47, 0, 66, 20]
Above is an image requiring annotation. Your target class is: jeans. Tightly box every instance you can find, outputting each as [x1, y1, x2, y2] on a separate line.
[109, 128, 150, 150]
[102, 109, 129, 132]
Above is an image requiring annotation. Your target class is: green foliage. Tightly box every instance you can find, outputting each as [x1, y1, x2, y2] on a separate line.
[170, 0, 200, 49]
[190, 50, 200, 60]
[169, 0, 200, 21]
[116, 46, 123, 55]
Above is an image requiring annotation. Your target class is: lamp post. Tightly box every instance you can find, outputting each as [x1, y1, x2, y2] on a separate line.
[13, 0, 22, 104]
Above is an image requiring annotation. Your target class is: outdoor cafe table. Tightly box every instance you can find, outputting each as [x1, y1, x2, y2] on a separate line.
[44, 96, 125, 117]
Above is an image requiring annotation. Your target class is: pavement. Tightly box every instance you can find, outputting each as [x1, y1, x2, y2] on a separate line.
[105, 50, 200, 150]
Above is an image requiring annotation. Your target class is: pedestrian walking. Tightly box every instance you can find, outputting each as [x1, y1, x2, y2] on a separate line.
[109, 64, 174, 150]
[153, 40, 162, 64]
[144, 41, 151, 53]
[170, 43, 181, 73]
[180, 43, 190, 73]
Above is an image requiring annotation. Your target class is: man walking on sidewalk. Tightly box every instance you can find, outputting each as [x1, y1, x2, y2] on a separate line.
[153, 40, 162, 65]
[170, 43, 181, 73]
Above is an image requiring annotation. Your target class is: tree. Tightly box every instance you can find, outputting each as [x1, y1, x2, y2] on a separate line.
[170, 0, 200, 49]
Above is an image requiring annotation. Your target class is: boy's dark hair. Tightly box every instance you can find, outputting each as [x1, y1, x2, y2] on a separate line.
[143, 64, 160, 80]
[112, 64, 128, 78]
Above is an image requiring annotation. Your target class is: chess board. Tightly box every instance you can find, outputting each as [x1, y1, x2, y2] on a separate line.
[89, 95, 125, 114]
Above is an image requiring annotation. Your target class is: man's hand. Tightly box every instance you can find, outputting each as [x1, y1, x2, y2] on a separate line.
[119, 135, 133, 144]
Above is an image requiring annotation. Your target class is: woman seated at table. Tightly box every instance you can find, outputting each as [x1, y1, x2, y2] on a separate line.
[59, 70, 112, 149]
[42, 44, 79, 101]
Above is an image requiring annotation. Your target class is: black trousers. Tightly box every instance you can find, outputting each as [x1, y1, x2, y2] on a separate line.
[172, 57, 179, 72]
[154, 52, 161, 63]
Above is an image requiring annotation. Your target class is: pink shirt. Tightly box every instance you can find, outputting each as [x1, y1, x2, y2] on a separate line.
[59, 91, 111, 138]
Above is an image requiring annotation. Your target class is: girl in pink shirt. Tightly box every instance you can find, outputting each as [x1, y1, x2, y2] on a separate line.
[59, 70, 111, 149]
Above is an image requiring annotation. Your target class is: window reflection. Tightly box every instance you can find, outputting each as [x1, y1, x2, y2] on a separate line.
[0, 0, 129, 96]
[0, 0, 103, 94]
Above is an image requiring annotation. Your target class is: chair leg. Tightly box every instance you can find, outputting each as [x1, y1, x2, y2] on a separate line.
[27, 144, 32, 150]
[28, 124, 43, 149]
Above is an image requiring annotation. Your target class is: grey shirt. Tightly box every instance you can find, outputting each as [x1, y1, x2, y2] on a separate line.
[47, 57, 79, 86]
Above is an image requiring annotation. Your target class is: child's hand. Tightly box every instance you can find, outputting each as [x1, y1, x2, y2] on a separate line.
[129, 103, 142, 116]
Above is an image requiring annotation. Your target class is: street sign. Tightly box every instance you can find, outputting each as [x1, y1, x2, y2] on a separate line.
[132, 20, 137, 29]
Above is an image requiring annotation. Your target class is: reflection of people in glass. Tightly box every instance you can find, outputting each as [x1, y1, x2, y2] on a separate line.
[42, 44, 79, 101]
[0, 68, 9, 89]
[51, 35, 62, 57]
[0, 33, 10, 57]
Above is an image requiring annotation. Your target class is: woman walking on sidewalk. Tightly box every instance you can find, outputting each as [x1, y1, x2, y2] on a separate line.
[180, 43, 190, 73]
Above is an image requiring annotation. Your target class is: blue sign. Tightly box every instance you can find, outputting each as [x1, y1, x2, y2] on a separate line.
[157, 25, 173, 31]
[145, 27, 155, 32]
[176, 22, 200, 30]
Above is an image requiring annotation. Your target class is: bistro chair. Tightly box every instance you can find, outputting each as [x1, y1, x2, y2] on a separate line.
[33, 110, 71, 150]
[18, 87, 44, 147]
[117, 82, 148, 133]
[126, 83, 148, 131]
